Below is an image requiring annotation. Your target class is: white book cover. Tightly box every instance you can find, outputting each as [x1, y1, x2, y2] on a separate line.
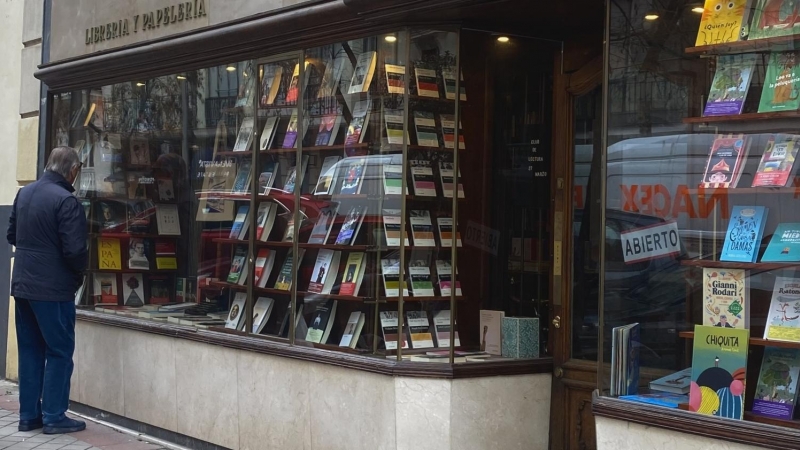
[384, 108, 409, 145]
[251, 297, 275, 334]
[380, 311, 408, 350]
[226, 293, 247, 330]
[414, 112, 439, 147]
[156, 204, 181, 235]
[406, 311, 434, 349]
[409, 259, 435, 297]
[382, 164, 406, 195]
[442, 68, 466, 101]
[385, 64, 406, 94]
[439, 114, 465, 150]
[339, 311, 365, 349]
[348, 51, 377, 94]
[437, 217, 462, 247]
[314, 156, 341, 195]
[439, 161, 465, 198]
[436, 259, 462, 296]
[257, 251, 277, 289]
[415, 67, 440, 98]
[410, 210, 435, 247]
[308, 249, 341, 294]
[381, 258, 408, 297]
[259, 116, 280, 151]
[383, 209, 409, 247]
[121, 273, 145, 307]
[255, 203, 275, 242]
[410, 161, 436, 196]
[765, 276, 800, 342]
[345, 100, 372, 146]
[308, 204, 339, 244]
[433, 310, 461, 347]
[233, 118, 254, 152]
[318, 55, 347, 99]
[479, 310, 505, 355]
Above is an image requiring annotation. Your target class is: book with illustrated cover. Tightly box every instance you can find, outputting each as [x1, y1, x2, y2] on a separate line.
[129, 135, 151, 166]
[702, 268, 749, 328]
[196, 157, 236, 222]
[308, 249, 341, 294]
[227, 246, 248, 285]
[233, 118, 255, 152]
[256, 203, 277, 242]
[157, 178, 174, 202]
[339, 158, 366, 195]
[410, 210, 435, 247]
[345, 100, 372, 146]
[251, 297, 275, 334]
[253, 248, 275, 288]
[415, 67, 440, 98]
[764, 276, 800, 342]
[436, 259, 462, 297]
[752, 347, 800, 420]
[704, 54, 757, 116]
[442, 68, 466, 101]
[126, 172, 148, 200]
[689, 325, 749, 420]
[694, 0, 749, 46]
[411, 160, 436, 196]
[93, 273, 119, 305]
[750, 0, 800, 39]
[649, 368, 692, 395]
[314, 156, 341, 195]
[380, 311, 408, 350]
[439, 161, 465, 198]
[318, 55, 347, 99]
[156, 204, 181, 236]
[284, 156, 309, 194]
[259, 116, 280, 151]
[382, 164, 406, 195]
[98, 237, 122, 271]
[285, 62, 310, 104]
[763, 223, 800, 261]
[437, 216, 462, 247]
[700, 134, 749, 189]
[315, 115, 342, 147]
[281, 208, 305, 243]
[232, 159, 253, 194]
[121, 273, 145, 307]
[235, 71, 256, 108]
[127, 200, 154, 234]
[383, 209, 409, 247]
[274, 249, 305, 290]
[229, 205, 250, 240]
[348, 51, 377, 94]
[97, 201, 127, 232]
[339, 252, 366, 296]
[339, 311, 365, 349]
[752, 135, 800, 187]
[406, 311, 434, 349]
[283, 111, 302, 148]
[335, 205, 366, 246]
[414, 111, 439, 147]
[759, 51, 800, 113]
[381, 258, 408, 297]
[385, 64, 406, 94]
[226, 293, 247, 329]
[384, 108, 409, 145]
[305, 299, 338, 344]
[127, 238, 151, 270]
[439, 114, 465, 150]
[433, 310, 460, 347]
[409, 256, 435, 297]
[308, 205, 339, 245]
[721, 206, 768, 262]
[259, 162, 279, 194]
[260, 65, 283, 106]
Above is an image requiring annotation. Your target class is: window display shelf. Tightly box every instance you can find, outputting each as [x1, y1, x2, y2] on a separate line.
[744, 412, 800, 431]
[87, 268, 178, 274]
[385, 295, 463, 302]
[679, 260, 800, 271]
[683, 111, 800, 124]
[211, 238, 294, 248]
[208, 280, 370, 302]
[679, 331, 800, 350]
[685, 187, 800, 196]
[685, 35, 800, 56]
[91, 232, 179, 239]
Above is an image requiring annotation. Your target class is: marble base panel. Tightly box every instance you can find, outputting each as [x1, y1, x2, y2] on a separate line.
[596, 416, 766, 450]
[71, 321, 552, 450]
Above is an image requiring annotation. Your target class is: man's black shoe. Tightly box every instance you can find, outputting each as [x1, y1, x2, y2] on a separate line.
[18, 417, 43, 431]
[43, 418, 85, 434]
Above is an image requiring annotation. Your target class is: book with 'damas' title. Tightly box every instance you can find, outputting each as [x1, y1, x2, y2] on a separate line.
[689, 325, 749, 420]
[720, 206, 768, 262]
[702, 268, 749, 329]
[700, 134, 749, 189]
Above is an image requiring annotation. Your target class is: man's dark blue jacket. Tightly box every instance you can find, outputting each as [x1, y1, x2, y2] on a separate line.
[7, 170, 88, 302]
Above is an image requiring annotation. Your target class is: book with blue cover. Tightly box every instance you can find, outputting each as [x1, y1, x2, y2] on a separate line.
[762, 223, 800, 262]
[721, 206, 768, 262]
[620, 393, 688, 409]
[229, 205, 250, 240]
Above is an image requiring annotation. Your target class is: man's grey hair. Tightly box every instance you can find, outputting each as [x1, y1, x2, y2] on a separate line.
[46, 147, 80, 179]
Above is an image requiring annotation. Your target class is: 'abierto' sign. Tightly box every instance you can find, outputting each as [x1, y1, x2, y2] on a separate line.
[620, 220, 681, 264]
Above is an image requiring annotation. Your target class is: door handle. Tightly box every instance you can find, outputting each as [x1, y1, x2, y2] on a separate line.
[552, 315, 561, 329]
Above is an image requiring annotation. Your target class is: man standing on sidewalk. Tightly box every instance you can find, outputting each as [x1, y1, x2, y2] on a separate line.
[7, 147, 88, 434]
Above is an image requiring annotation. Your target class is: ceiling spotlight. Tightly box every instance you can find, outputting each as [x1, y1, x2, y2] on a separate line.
[226, 66, 236, 72]
[644, 14, 659, 20]
[135, 82, 145, 87]
[692, 6, 704, 13]
[385, 35, 397, 43]
[497, 36, 510, 43]
[176, 75, 187, 80]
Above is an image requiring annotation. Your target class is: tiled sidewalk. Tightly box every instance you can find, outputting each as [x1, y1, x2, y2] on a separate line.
[0, 390, 168, 450]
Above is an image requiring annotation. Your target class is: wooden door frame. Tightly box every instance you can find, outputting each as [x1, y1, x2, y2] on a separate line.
[548, 47, 603, 449]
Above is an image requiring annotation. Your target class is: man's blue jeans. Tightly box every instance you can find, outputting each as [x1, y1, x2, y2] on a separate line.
[15, 298, 76, 425]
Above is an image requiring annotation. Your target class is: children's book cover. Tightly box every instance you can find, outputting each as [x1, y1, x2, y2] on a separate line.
[695, 0, 749, 46]
[763, 223, 800, 261]
[753, 136, 800, 187]
[764, 276, 800, 342]
[700, 135, 748, 188]
[720, 206, 768, 262]
[702, 268, 749, 328]
[704, 54, 757, 116]
[689, 325, 749, 420]
[750, 0, 800, 39]
[752, 347, 800, 420]
[759, 51, 800, 113]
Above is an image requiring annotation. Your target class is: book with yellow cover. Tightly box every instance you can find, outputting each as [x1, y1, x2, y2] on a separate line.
[695, 0, 749, 47]
[97, 237, 122, 270]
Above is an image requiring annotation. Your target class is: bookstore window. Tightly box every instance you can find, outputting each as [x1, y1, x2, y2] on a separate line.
[50, 27, 547, 366]
[603, 0, 800, 431]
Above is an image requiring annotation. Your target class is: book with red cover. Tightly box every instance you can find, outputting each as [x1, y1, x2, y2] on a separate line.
[155, 240, 176, 256]
[700, 134, 749, 189]
[752, 135, 800, 187]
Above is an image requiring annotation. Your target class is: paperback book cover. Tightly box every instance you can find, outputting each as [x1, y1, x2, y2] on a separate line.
[411, 160, 437, 196]
[436, 259, 462, 296]
[156, 204, 181, 236]
[700, 135, 749, 189]
[348, 51, 377, 94]
[127, 238, 151, 270]
[433, 310, 460, 347]
[440, 114, 465, 150]
[148, 276, 172, 304]
[702, 268, 749, 329]
[251, 297, 275, 334]
[704, 54, 757, 116]
[121, 273, 145, 307]
[764, 276, 800, 342]
[415, 67, 440, 98]
[227, 246, 248, 285]
[335, 205, 366, 246]
[752, 136, 800, 187]
[649, 368, 692, 395]
[611, 323, 640, 396]
[380, 311, 408, 350]
[345, 100, 372, 146]
[381, 258, 408, 297]
[759, 51, 800, 113]
[315, 115, 341, 147]
[442, 68, 466, 101]
[259, 116, 280, 151]
[314, 156, 341, 195]
[750, 0, 800, 39]
[259, 162, 279, 194]
[410, 210, 436, 247]
[256, 203, 277, 242]
[720, 206, 768, 262]
[284, 156, 309, 194]
[384, 108, 409, 145]
[305, 299, 338, 344]
[753, 347, 800, 420]
[308, 249, 341, 294]
[253, 248, 274, 288]
[97, 237, 122, 271]
[339, 311, 365, 349]
[409, 258, 435, 297]
[232, 159, 253, 194]
[406, 311, 434, 349]
[479, 310, 505, 355]
[318, 55, 346, 99]
[385, 64, 406, 94]
[694, 0, 749, 46]
[689, 325, 749, 419]
[226, 293, 246, 330]
[339, 158, 366, 195]
[439, 161, 465, 198]
[382, 164, 406, 195]
[383, 209, 409, 246]
[285, 62, 310, 104]
[233, 118, 254, 152]
[283, 111, 301, 149]
[274, 249, 304, 290]
[260, 65, 283, 106]
[763, 223, 800, 261]
[308, 205, 339, 245]
[437, 216, 462, 247]
[229, 205, 250, 240]
[414, 111, 439, 147]
[339, 252, 365, 296]
[93, 273, 119, 304]
[619, 393, 689, 409]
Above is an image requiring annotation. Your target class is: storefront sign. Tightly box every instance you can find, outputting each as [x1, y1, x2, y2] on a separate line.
[464, 221, 500, 255]
[85, 1, 207, 45]
[620, 220, 681, 264]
